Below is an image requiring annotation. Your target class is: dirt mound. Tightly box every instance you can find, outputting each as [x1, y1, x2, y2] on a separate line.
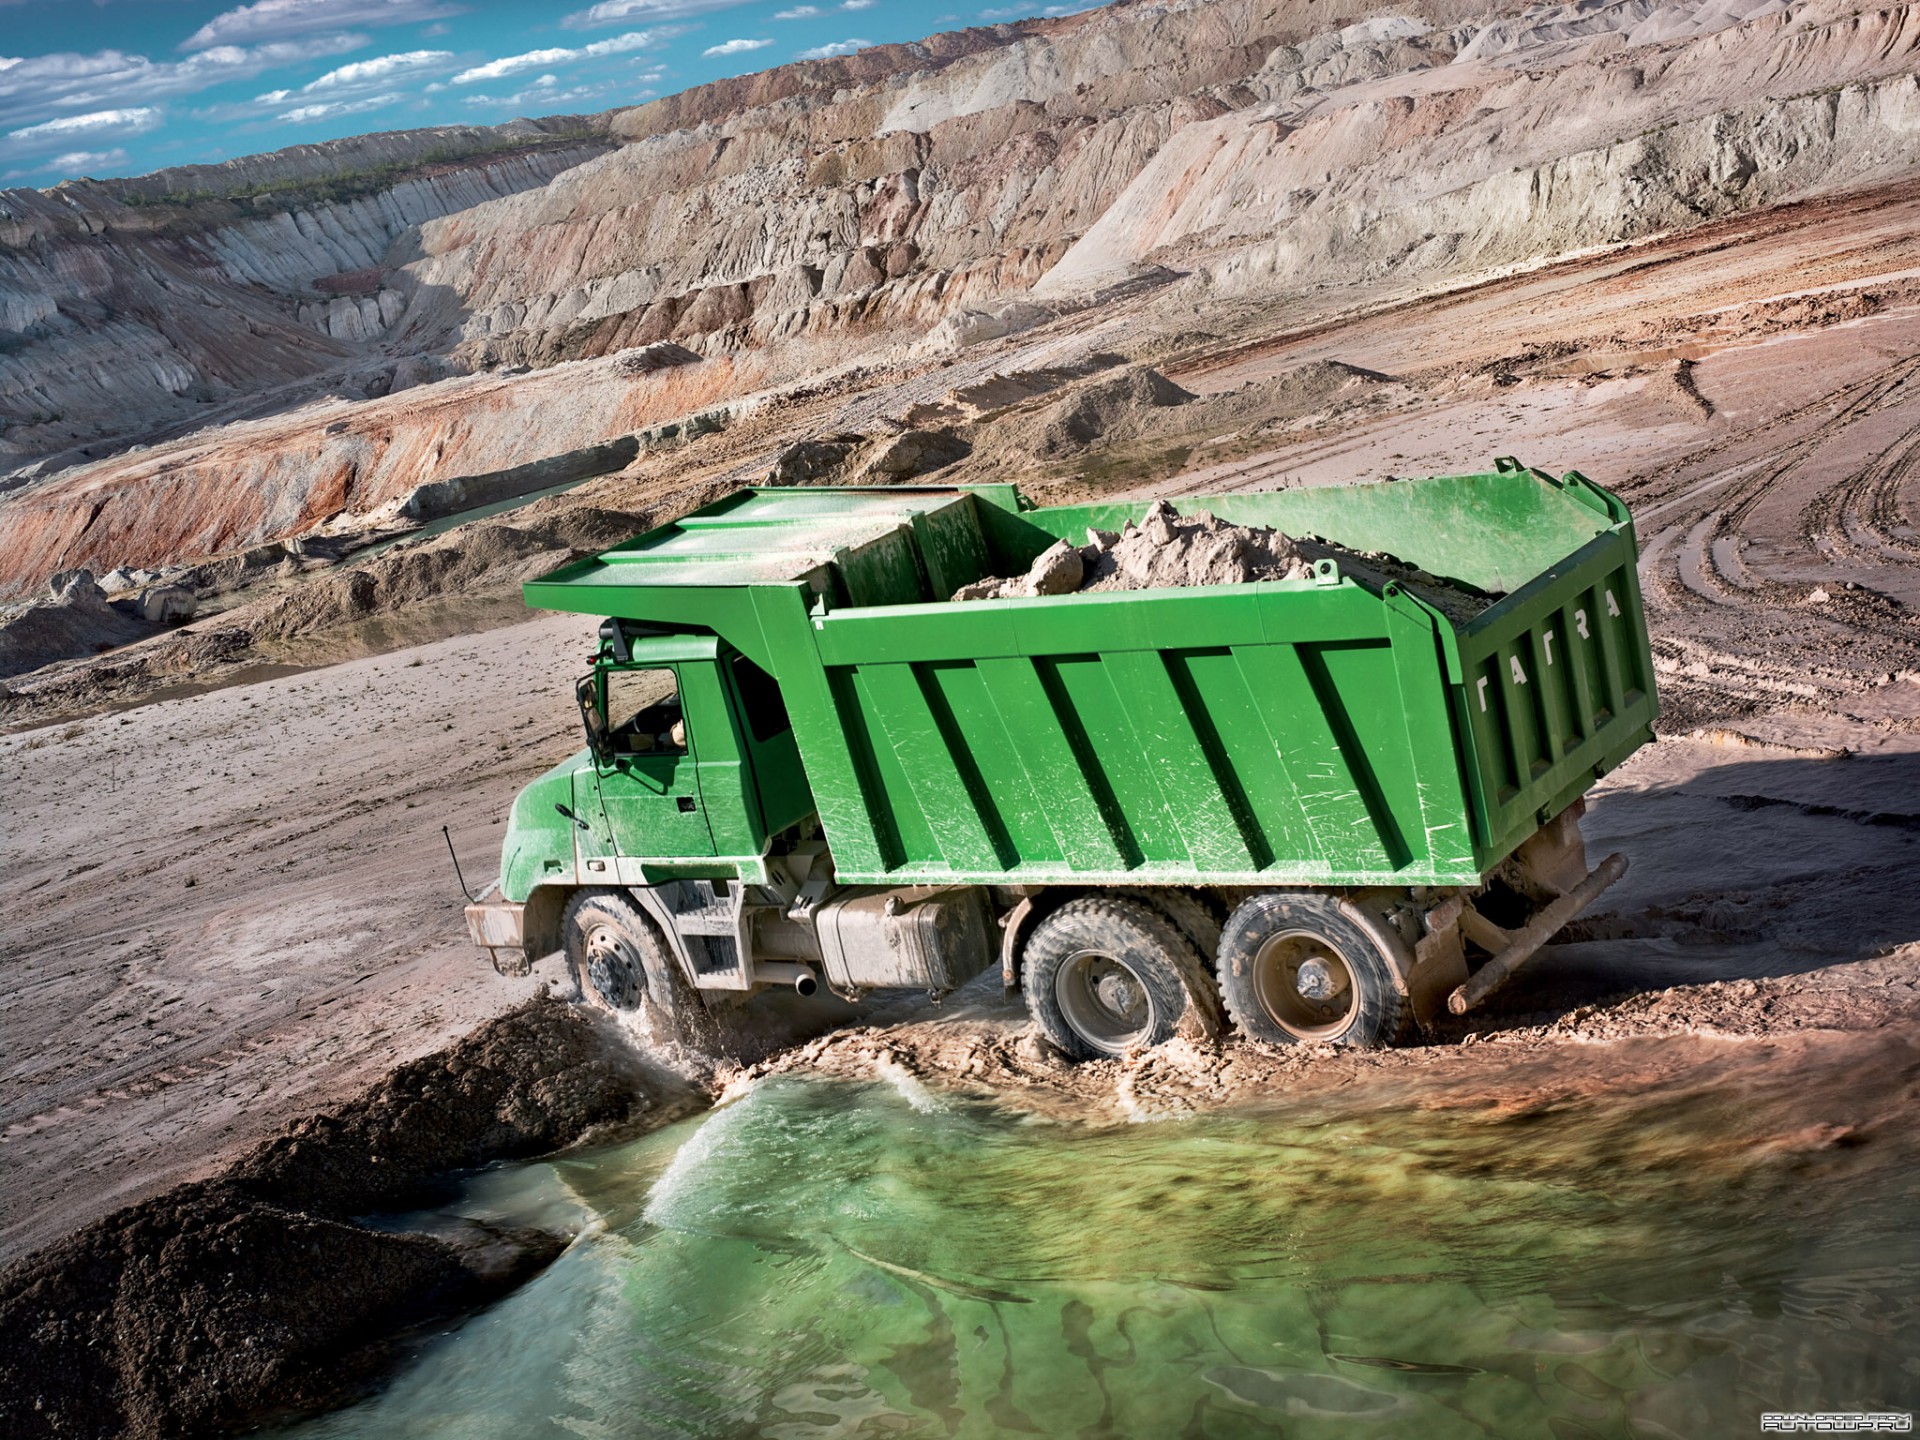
[1189, 359, 1396, 428]
[0, 597, 150, 680]
[253, 507, 643, 641]
[954, 500, 1315, 601]
[954, 499, 1488, 617]
[0, 998, 701, 1440]
[1083, 499, 1317, 590]
[861, 427, 971, 479]
[765, 433, 869, 485]
[1035, 366, 1195, 456]
[3, 1196, 562, 1440]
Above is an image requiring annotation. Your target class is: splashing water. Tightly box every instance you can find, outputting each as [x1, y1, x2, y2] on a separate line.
[276, 1070, 1918, 1439]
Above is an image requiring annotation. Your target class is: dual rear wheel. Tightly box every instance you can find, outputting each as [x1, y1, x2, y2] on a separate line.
[1022, 888, 1410, 1060]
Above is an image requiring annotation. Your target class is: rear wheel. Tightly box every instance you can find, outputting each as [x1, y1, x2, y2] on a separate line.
[1116, 887, 1224, 961]
[1217, 891, 1411, 1049]
[1023, 897, 1200, 1061]
[1113, 887, 1228, 1038]
[562, 889, 700, 1043]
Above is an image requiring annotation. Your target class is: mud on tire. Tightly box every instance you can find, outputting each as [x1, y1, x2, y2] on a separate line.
[1112, 887, 1228, 1037]
[1217, 890, 1412, 1049]
[562, 889, 701, 1043]
[1022, 896, 1203, 1062]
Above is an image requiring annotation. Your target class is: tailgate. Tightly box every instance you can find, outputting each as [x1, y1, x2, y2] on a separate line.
[1450, 521, 1657, 868]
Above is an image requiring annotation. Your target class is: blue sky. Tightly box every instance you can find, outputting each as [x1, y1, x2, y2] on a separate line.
[0, 0, 1102, 186]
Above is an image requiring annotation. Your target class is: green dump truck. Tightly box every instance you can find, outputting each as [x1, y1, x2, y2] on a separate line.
[465, 459, 1656, 1057]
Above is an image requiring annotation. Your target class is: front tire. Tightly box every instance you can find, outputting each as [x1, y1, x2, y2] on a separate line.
[562, 889, 699, 1043]
[1217, 891, 1411, 1049]
[1022, 897, 1201, 1061]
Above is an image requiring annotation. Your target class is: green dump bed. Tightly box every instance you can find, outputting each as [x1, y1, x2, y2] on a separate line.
[524, 463, 1656, 888]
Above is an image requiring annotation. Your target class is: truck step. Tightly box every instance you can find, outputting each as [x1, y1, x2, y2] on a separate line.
[674, 905, 738, 936]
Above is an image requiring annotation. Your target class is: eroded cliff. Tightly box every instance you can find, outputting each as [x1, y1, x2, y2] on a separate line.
[2, 0, 1917, 604]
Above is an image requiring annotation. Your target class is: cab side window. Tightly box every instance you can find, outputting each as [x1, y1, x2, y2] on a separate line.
[606, 668, 686, 755]
[731, 655, 790, 742]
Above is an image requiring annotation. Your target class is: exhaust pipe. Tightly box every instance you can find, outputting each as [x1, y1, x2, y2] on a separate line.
[754, 962, 819, 997]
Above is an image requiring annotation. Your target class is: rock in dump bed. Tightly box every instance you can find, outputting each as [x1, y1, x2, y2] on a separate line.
[952, 499, 1495, 621]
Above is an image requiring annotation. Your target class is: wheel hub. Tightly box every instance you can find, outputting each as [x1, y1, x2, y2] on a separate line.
[1295, 957, 1336, 1001]
[1055, 951, 1153, 1055]
[1095, 969, 1144, 1018]
[1249, 931, 1358, 1041]
[583, 926, 647, 1010]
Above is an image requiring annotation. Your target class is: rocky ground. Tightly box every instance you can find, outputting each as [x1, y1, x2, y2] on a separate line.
[2, 0, 1918, 1433]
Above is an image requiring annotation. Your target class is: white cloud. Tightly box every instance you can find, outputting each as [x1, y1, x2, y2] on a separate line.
[702, 38, 772, 56]
[796, 37, 872, 59]
[981, 0, 1102, 14]
[301, 49, 452, 91]
[461, 76, 620, 109]
[773, 5, 819, 16]
[564, 0, 752, 26]
[7, 107, 162, 143]
[277, 89, 403, 122]
[0, 36, 366, 128]
[454, 48, 574, 83]
[452, 30, 661, 84]
[50, 147, 128, 173]
[841, 0, 876, 9]
[182, 0, 461, 51]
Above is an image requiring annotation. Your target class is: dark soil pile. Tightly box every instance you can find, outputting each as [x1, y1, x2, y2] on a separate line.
[0, 998, 702, 1440]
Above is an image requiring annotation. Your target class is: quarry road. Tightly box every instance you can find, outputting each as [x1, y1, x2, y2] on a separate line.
[0, 611, 599, 1262]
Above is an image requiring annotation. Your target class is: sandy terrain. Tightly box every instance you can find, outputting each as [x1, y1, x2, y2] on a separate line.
[0, 613, 597, 1261]
[0, 12, 1917, 1432]
[6, 159, 1919, 1277]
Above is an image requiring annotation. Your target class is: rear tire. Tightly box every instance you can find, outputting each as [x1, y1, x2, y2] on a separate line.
[1113, 887, 1228, 1038]
[562, 889, 700, 1043]
[1022, 897, 1200, 1062]
[1116, 887, 1224, 961]
[1217, 891, 1411, 1049]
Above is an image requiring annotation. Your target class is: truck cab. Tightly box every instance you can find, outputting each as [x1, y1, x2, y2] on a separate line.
[571, 630, 814, 879]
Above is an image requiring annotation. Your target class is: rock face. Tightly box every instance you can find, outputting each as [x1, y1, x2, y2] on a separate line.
[135, 585, 196, 625]
[0, 125, 610, 476]
[0, 567, 150, 679]
[2, 0, 1918, 600]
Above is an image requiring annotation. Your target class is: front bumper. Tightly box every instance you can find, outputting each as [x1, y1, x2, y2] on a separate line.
[465, 888, 530, 975]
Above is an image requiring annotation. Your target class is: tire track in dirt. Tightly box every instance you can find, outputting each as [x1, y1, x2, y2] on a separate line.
[1619, 352, 1920, 731]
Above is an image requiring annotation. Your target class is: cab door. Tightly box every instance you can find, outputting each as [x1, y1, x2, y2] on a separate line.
[592, 664, 715, 860]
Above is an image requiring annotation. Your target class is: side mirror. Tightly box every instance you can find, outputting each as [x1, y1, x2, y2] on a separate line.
[574, 672, 611, 769]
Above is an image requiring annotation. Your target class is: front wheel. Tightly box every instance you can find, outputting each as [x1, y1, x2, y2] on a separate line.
[1022, 897, 1201, 1061]
[561, 889, 700, 1044]
[1217, 891, 1411, 1049]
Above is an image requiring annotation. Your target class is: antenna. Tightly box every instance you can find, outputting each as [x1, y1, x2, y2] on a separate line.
[443, 825, 481, 904]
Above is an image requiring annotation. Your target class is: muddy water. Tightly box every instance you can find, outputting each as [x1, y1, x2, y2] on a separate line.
[279, 1070, 1916, 1439]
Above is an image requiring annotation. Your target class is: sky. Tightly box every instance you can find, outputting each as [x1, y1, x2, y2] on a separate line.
[0, 0, 1104, 187]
